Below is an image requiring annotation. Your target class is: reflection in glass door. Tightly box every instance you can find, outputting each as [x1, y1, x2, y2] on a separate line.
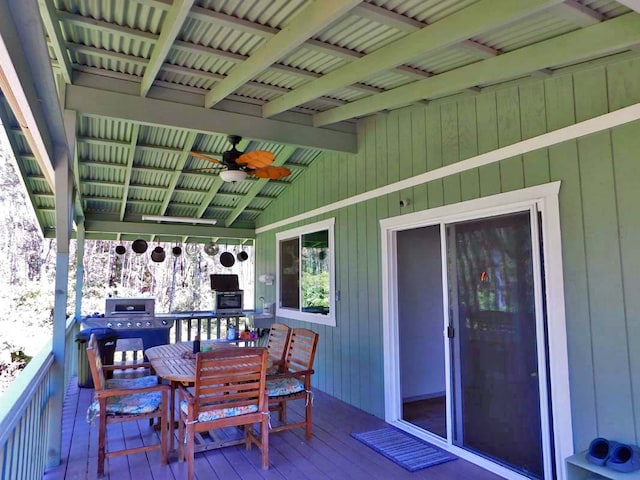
[447, 211, 546, 479]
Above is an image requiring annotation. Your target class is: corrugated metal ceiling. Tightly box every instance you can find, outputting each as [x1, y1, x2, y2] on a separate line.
[0, 0, 636, 244]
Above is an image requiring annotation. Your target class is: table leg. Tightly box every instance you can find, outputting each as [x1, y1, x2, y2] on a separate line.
[169, 380, 177, 453]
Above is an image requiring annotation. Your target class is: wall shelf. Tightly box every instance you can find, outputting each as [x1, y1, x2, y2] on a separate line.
[567, 451, 640, 480]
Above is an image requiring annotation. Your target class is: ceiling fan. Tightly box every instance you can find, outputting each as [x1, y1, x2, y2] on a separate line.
[190, 135, 291, 182]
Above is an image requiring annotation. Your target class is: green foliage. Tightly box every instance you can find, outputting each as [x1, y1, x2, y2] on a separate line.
[302, 271, 329, 307]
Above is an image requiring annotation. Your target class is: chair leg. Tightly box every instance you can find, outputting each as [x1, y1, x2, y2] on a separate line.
[98, 416, 106, 476]
[279, 400, 287, 422]
[245, 423, 252, 450]
[305, 393, 313, 439]
[186, 424, 195, 480]
[261, 417, 269, 470]
[160, 391, 168, 465]
[178, 414, 185, 462]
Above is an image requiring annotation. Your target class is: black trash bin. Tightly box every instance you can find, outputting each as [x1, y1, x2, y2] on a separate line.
[75, 327, 118, 388]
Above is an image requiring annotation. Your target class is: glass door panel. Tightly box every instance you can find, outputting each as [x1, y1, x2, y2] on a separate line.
[447, 211, 544, 478]
[397, 226, 447, 438]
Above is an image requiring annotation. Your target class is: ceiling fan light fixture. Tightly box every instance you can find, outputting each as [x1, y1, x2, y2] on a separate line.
[220, 169, 247, 182]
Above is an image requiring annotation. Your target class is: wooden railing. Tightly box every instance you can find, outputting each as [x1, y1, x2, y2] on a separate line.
[0, 317, 78, 480]
[170, 314, 258, 343]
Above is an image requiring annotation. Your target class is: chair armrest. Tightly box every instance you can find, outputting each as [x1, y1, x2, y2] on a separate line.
[95, 383, 170, 398]
[176, 383, 195, 405]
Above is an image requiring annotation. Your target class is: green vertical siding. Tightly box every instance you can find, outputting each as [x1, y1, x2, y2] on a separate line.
[255, 57, 640, 448]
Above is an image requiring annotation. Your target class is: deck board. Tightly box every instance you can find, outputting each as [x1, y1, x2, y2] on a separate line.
[43, 378, 505, 480]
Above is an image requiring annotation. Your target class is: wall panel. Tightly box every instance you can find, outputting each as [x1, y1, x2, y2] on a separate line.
[545, 74, 595, 449]
[411, 106, 428, 211]
[255, 57, 640, 445]
[519, 82, 550, 187]
[574, 66, 633, 440]
[458, 97, 480, 201]
[476, 91, 501, 197]
[425, 104, 444, 208]
[496, 86, 524, 192]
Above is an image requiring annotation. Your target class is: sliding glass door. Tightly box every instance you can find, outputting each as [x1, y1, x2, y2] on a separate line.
[447, 211, 547, 479]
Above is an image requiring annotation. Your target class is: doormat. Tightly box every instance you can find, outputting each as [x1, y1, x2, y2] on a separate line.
[351, 427, 457, 472]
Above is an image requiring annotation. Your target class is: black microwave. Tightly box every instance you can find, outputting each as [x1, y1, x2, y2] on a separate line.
[214, 290, 244, 315]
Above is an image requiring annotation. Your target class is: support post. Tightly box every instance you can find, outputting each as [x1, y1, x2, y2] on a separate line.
[74, 219, 85, 319]
[47, 145, 74, 467]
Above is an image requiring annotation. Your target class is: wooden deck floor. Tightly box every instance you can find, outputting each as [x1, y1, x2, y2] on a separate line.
[43, 379, 504, 480]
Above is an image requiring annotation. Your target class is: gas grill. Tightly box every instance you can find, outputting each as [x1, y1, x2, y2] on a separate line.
[83, 297, 174, 351]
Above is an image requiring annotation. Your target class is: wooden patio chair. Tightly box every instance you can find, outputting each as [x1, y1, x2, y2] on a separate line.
[111, 337, 152, 379]
[86, 334, 169, 477]
[266, 323, 291, 374]
[266, 328, 319, 439]
[177, 347, 270, 480]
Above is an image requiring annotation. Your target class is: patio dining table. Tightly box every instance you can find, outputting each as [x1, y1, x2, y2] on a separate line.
[145, 341, 269, 453]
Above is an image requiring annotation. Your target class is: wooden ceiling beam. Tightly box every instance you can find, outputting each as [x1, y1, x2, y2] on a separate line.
[263, 0, 560, 118]
[314, 13, 640, 126]
[84, 219, 255, 240]
[56, 11, 379, 98]
[616, 0, 640, 14]
[156, 131, 199, 216]
[552, 1, 604, 27]
[38, 0, 72, 84]
[162, 63, 348, 106]
[189, 4, 429, 85]
[65, 42, 149, 67]
[56, 10, 158, 41]
[354, 2, 499, 59]
[119, 124, 140, 221]
[203, 0, 362, 109]
[141, 0, 195, 97]
[65, 84, 357, 153]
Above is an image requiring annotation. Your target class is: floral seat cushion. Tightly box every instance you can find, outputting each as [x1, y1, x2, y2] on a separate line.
[87, 391, 162, 423]
[180, 400, 258, 422]
[105, 375, 158, 389]
[266, 377, 305, 397]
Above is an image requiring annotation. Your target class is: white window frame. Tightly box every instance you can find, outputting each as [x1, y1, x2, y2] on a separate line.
[275, 218, 336, 326]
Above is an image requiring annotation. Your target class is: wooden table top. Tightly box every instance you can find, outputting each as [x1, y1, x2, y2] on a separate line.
[145, 341, 237, 383]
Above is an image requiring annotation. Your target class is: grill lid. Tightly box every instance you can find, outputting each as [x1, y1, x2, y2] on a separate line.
[105, 297, 155, 318]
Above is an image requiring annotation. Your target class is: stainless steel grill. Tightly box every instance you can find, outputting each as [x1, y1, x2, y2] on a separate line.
[102, 297, 171, 329]
[82, 297, 174, 352]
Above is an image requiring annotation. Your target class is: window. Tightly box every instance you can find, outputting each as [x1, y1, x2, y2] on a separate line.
[276, 218, 335, 326]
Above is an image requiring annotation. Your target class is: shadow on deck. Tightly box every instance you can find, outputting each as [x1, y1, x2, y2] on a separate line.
[43, 379, 503, 480]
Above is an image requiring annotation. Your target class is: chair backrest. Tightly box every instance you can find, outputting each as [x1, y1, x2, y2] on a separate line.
[283, 328, 319, 373]
[192, 347, 268, 418]
[115, 337, 144, 363]
[266, 323, 291, 366]
[86, 333, 106, 391]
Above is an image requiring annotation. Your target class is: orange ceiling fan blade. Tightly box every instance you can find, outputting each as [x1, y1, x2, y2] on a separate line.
[237, 150, 274, 169]
[190, 151, 223, 165]
[251, 166, 291, 179]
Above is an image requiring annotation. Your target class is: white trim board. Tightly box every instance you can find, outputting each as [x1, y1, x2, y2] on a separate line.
[256, 101, 640, 234]
[380, 182, 572, 480]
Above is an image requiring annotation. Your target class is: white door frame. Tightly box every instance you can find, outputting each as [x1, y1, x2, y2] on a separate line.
[380, 182, 573, 480]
